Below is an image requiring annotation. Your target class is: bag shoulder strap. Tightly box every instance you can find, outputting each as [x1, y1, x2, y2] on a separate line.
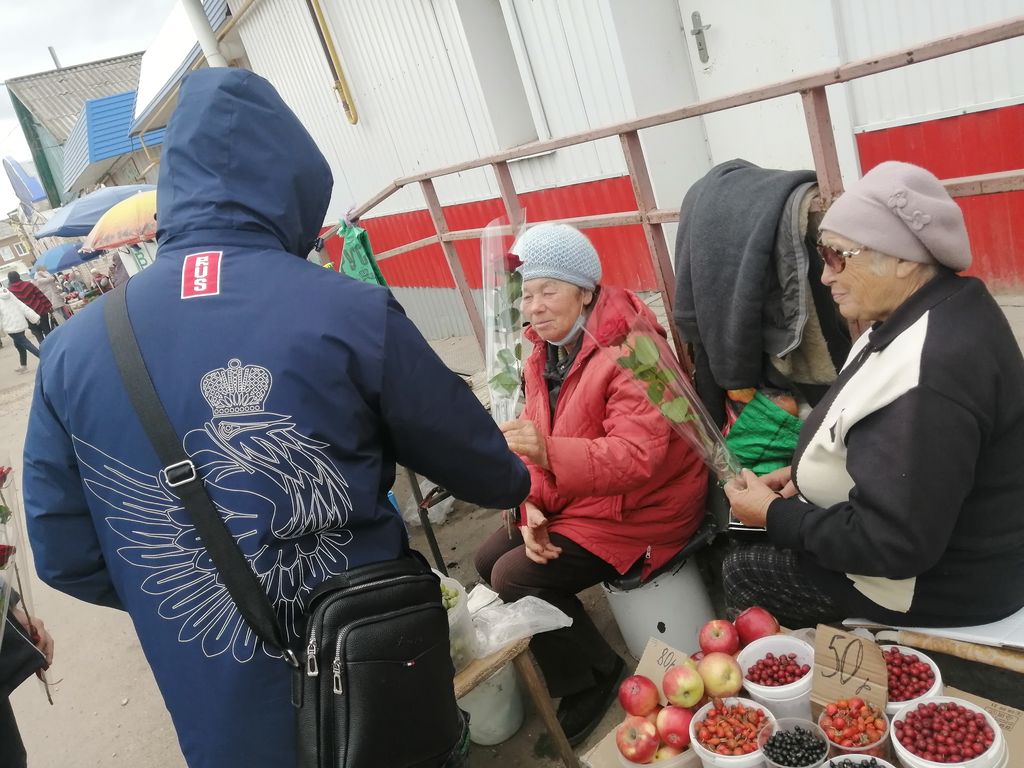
[103, 284, 298, 667]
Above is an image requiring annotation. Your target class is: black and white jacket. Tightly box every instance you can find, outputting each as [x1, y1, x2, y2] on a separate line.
[768, 272, 1024, 626]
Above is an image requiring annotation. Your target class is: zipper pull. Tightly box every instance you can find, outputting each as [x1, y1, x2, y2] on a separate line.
[645, 545, 652, 560]
[306, 634, 319, 677]
[332, 658, 343, 694]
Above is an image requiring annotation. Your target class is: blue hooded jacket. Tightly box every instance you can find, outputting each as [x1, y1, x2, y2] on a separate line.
[23, 69, 529, 768]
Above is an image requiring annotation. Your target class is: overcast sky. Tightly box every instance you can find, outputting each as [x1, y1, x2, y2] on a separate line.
[0, 0, 178, 214]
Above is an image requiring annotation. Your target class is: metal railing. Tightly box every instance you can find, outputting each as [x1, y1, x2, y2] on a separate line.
[335, 17, 1024, 351]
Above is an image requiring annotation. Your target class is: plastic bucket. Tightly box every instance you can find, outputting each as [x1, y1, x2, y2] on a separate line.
[437, 573, 475, 673]
[818, 706, 890, 761]
[617, 745, 694, 767]
[689, 696, 776, 768]
[456, 662, 525, 746]
[737, 635, 815, 722]
[878, 645, 943, 718]
[821, 755, 898, 767]
[602, 557, 714, 659]
[891, 697, 1007, 768]
[757, 717, 828, 768]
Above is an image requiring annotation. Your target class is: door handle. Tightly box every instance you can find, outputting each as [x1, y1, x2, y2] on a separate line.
[690, 11, 711, 63]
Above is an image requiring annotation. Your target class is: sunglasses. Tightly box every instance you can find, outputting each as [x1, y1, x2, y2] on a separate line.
[816, 242, 864, 274]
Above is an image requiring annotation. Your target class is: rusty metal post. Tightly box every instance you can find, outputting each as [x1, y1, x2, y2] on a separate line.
[619, 130, 691, 368]
[491, 161, 524, 227]
[419, 179, 486, 349]
[801, 86, 844, 207]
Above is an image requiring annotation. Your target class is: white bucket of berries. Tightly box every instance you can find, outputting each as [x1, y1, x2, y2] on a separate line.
[879, 645, 943, 718]
[736, 635, 815, 721]
[891, 696, 1007, 768]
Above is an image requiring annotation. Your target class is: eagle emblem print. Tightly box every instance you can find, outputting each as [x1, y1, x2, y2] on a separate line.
[73, 359, 353, 662]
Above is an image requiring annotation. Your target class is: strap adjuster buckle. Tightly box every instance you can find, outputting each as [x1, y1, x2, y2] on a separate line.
[162, 460, 197, 488]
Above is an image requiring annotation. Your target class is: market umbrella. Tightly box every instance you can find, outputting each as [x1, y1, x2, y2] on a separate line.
[33, 185, 156, 239]
[82, 190, 157, 252]
[35, 242, 101, 272]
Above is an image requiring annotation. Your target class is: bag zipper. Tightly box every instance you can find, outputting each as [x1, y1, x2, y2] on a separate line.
[331, 603, 440, 695]
[304, 573, 431, 679]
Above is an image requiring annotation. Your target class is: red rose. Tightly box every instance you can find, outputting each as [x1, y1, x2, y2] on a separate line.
[0, 466, 9, 484]
[0, 544, 15, 568]
[597, 316, 631, 346]
[503, 251, 522, 272]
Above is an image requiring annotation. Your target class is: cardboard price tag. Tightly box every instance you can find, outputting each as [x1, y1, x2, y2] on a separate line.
[811, 625, 887, 715]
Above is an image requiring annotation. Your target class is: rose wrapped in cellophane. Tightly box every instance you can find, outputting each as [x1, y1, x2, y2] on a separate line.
[587, 311, 740, 484]
[481, 216, 526, 535]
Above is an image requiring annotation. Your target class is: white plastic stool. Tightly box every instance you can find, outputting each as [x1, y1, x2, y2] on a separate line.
[602, 555, 715, 659]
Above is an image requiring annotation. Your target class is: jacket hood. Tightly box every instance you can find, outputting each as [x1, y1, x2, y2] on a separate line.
[157, 68, 333, 258]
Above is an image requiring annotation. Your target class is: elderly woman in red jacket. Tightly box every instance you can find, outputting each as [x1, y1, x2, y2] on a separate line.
[475, 222, 708, 745]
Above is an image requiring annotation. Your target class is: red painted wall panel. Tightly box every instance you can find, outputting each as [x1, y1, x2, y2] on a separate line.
[855, 105, 1024, 289]
[330, 176, 656, 290]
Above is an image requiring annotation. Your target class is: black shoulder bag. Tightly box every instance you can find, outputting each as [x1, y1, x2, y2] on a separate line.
[104, 285, 467, 768]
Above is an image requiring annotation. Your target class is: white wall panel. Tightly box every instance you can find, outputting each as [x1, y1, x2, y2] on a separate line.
[836, 0, 1024, 131]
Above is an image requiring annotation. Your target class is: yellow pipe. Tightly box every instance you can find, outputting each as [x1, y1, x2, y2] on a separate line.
[308, 0, 358, 124]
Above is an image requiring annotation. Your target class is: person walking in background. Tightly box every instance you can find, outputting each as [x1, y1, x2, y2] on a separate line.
[33, 268, 68, 325]
[0, 288, 40, 373]
[6, 273, 51, 343]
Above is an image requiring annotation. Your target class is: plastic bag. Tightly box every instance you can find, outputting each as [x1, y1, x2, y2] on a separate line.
[338, 222, 387, 286]
[472, 596, 572, 658]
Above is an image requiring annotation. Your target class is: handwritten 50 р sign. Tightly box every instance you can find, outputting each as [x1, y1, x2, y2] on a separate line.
[811, 625, 888, 716]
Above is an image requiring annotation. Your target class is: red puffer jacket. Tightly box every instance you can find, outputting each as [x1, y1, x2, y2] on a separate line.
[522, 285, 708, 578]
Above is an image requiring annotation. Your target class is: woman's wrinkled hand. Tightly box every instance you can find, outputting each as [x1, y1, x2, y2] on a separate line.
[12, 606, 54, 667]
[520, 501, 561, 564]
[501, 419, 549, 470]
[758, 465, 798, 499]
[724, 469, 780, 529]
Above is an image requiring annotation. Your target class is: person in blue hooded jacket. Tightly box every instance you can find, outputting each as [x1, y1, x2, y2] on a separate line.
[21, 68, 529, 768]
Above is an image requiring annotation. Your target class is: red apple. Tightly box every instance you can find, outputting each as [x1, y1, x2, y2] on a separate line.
[655, 705, 694, 749]
[662, 664, 704, 708]
[616, 715, 660, 763]
[734, 606, 780, 647]
[698, 619, 740, 656]
[653, 744, 684, 762]
[645, 704, 663, 725]
[619, 674, 660, 717]
[690, 650, 705, 664]
[697, 652, 744, 697]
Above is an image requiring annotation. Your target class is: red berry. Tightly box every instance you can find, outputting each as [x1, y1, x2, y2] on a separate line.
[744, 651, 809, 687]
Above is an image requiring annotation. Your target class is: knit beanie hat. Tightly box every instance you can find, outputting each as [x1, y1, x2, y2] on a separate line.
[512, 223, 602, 290]
[820, 161, 971, 271]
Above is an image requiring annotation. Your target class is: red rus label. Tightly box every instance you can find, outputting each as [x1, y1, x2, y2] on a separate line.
[181, 251, 222, 299]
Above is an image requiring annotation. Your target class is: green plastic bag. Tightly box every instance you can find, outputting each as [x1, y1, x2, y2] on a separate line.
[338, 222, 387, 286]
[725, 392, 803, 475]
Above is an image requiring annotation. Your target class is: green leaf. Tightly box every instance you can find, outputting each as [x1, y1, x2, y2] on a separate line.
[514, 342, 522, 361]
[634, 335, 660, 366]
[0, 504, 9, 525]
[647, 381, 665, 403]
[508, 273, 522, 302]
[661, 397, 693, 424]
[497, 348, 517, 367]
[636, 368, 657, 383]
[489, 371, 520, 397]
[616, 356, 632, 369]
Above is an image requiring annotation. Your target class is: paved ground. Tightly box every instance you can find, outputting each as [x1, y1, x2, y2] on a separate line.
[5, 295, 1024, 766]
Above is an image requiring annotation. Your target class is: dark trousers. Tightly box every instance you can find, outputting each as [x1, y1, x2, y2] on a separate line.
[722, 543, 843, 628]
[474, 527, 620, 698]
[27, 313, 51, 344]
[8, 333, 39, 367]
[0, 698, 26, 768]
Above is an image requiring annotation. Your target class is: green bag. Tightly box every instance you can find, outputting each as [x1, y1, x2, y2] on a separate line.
[337, 222, 387, 286]
[725, 391, 803, 475]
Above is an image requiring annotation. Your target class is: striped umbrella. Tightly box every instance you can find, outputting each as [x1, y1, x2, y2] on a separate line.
[83, 190, 157, 252]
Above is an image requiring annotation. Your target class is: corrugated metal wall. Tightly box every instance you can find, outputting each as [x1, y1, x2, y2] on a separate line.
[837, 0, 1024, 131]
[230, 0, 632, 220]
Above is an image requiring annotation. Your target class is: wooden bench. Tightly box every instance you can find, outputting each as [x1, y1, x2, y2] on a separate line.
[454, 637, 581, 768]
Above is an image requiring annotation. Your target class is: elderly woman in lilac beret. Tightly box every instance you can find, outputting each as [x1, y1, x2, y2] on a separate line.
[723, 161, 1024, 629]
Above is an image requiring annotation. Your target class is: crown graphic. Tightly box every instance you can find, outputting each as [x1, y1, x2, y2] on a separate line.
[200, 359, 272, 416]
